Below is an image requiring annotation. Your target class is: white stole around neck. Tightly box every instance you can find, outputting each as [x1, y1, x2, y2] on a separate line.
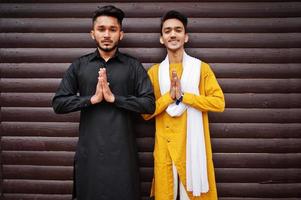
[158, 52, 209, 196]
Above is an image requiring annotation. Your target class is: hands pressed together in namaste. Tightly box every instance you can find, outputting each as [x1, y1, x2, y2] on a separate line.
[91, 68, 115, 104]
[170, 70, 183, 101]
[91, 69, 182, 104]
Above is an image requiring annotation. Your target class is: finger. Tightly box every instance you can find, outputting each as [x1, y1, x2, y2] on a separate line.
[100, 75, 104, 82]
[98, 77, 102, 85]
[99, 69, 104, 78]
[172, 77, 177, 87]
[174, 75, 178, 82]
[171, 72, 176, 80]
[170, 80, 173, 87]
[99, 72, 106, 84]
[174, 72, 179, 79]
[175, 79, 179, 87]
[102, 69, 108, 82]
[98, 77, 104, 88]
[100, 77, 109, 91]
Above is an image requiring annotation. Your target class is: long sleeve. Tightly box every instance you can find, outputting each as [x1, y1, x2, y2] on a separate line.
[142, 92, 174, 120]
[182, 63, 225, 112]
[142, 65, 174, 120]
[52, 61, 92, 114]
[113, 62, 155, 114]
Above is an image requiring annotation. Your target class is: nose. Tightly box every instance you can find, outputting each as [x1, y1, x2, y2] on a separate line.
[170, 30, 176, 37]
[104, 29, 110, 37]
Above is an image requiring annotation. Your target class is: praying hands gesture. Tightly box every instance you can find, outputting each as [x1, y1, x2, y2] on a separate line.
[90, 68, 115, 104]
[170, 70, 182, 101]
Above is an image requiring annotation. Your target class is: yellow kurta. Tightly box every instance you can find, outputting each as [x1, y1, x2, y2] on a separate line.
[143, 61, 225, 200]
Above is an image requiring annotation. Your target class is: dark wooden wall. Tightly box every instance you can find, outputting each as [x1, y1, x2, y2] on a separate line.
[1, 1, 301, 199]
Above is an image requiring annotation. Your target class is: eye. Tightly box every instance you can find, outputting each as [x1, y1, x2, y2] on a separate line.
[98, 27, 105, 32]
[175, 28, 183, 33]
[164, 29, 171, 34]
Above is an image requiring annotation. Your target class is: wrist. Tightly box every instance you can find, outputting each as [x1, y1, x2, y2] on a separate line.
[90, 95, 102, 104]
[110, 95, 115, 103]
[107, 94, 115, 103]
[170, 92, 176, 100]
[175, 93, 184, 105]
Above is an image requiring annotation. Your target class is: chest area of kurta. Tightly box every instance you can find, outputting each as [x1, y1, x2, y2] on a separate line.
[77, 59, 133, 95]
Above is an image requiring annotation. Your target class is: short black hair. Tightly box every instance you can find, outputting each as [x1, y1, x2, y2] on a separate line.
[92, 5, 125, 28]
[160, 10, 188, 35]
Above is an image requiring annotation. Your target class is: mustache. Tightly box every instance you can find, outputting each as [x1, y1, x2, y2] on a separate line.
[101, 40, 113, 43]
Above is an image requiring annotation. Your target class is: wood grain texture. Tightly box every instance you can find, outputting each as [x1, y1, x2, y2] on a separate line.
[2, 137, 301, 153]
[1, 122, 300, 138]
[1, 33, 301, 48]
[2, 151, 301, 168]
[1, 93, 301, 108]
[1, 0, 301, 199]
[1, 48, 301, 63]
[3, 165, 300, 183]
[2, 18, 301, 33]
[1, 2, 301, 18]
[1, 107, 301, 123]
[1, 63, 301, 78]
[2, 78, 301, 93]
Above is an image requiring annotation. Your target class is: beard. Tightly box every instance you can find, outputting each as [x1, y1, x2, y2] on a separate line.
[96, 40, 119, 52]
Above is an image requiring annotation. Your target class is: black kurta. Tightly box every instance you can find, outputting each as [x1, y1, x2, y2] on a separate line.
[52, 50, 155, 200]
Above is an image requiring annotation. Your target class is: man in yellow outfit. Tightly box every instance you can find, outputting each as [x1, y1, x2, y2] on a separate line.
[143, 10, 225, 200]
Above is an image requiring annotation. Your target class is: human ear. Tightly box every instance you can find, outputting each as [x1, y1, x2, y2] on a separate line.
[119, 31, 124, 41]
[90, 30, 95, 40]
[184, 33, 189, 43]
[160, 36, 164, 44]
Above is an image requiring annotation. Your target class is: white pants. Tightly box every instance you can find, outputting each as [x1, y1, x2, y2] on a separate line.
[173, 164, 190, 200]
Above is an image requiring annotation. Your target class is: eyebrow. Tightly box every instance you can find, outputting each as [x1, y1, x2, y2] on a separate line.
[163, 26, 183, 30]
[95, 25, 119, 28]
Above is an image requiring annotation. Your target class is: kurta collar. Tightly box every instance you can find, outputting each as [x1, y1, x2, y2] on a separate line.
[89, 49, 123, 63]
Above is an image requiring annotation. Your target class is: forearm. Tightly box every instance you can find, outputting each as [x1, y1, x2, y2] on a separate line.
[142, 92, 174, 120]
[182, 92, 225, 112]
[52, 95, 92, 114]
[114, 93, 155, 114]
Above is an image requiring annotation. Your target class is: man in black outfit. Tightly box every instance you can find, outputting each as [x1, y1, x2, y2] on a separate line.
[52, 5, 155, 200]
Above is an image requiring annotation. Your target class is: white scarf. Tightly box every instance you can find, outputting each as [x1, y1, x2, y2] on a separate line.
[158, 52, 209, 196]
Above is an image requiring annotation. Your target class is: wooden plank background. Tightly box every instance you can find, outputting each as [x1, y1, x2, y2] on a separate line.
[0, 0, 301, 199]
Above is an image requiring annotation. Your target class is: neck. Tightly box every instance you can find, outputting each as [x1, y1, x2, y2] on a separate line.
[98, 48, 117, 62]
[167, 49, 184, 63]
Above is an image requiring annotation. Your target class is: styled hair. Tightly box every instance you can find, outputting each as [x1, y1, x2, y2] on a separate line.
[92, 5, 125, 28]
[160, 10, 188, 35]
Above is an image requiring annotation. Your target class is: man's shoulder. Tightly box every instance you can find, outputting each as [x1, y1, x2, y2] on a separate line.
[148, 63, 160, 72]
[118, 52, 140, 64]
[70, 51, 96, 65]
[146, 64, 160, 78]
[200, 60, 212, 71]
[200, 60, 209, 66]
[78, 51, 96, 61]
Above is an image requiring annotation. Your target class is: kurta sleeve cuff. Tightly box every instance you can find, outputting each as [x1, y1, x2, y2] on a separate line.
[182, 92, 196, 106]
[161, 92, 174, 106]
[141, 92, 174, 120]
[82, 96, 93, 108]
[113, 95, 125, 107]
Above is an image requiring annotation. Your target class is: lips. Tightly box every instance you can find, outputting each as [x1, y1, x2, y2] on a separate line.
[169, 40, 179, 45]
[101, 40, 113, 44]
